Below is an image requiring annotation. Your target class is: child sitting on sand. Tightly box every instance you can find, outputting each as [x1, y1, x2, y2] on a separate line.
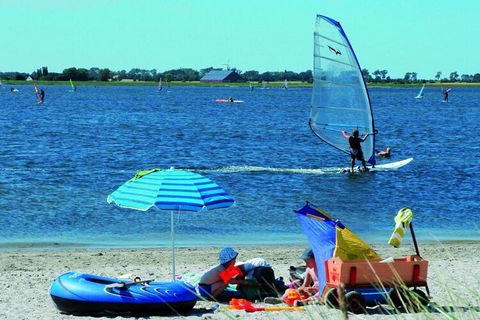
[295, 248, 319, 298]
[265, 248, 319, 305]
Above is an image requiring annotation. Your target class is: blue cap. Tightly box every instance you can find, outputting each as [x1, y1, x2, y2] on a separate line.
[300, 248, 314, 260]
[219, 247, 238, 264]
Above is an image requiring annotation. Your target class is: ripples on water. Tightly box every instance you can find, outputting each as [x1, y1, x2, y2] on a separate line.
[0, 85, 478, 248]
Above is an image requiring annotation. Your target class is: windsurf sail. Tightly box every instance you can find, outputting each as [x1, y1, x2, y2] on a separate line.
[310, 15, 376, 165]
[284, 79, 288, 89]
[158, 77, 162, 91]
[69, 79, 76, 91]
[33, 81, 42, 102]
[415, 84, 425, 99]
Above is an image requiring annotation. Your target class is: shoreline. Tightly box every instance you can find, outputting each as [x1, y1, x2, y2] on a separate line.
[3, 80, 480, 88]
[1, 239, 480, 251]
[1, 243, 479, 319]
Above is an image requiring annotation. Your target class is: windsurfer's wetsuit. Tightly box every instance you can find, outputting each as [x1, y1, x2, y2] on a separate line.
[40, 89, 45, 103]
[348, 136, 364, 161]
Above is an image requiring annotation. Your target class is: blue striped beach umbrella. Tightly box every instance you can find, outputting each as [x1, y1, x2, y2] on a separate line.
[107, 168, 235, 280]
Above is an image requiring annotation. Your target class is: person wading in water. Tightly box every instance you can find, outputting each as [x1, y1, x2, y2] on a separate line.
[342, 129, 370, 172]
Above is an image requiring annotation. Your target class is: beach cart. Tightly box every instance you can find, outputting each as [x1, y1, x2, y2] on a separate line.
[322, 208, 430, 314]
[323, 255, 430, 313]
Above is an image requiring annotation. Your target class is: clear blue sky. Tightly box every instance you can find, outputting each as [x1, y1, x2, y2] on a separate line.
[1, 0, 478, 79]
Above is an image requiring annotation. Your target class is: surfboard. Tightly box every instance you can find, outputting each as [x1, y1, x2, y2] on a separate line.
[341, 157, 413, 173]
[215, 99, 244, 103]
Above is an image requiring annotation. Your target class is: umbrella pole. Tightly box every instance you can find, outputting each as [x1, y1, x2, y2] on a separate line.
[171, 211, 175, 281]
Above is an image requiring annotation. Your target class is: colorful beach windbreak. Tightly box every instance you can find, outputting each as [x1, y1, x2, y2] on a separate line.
[294, 202, 380, 295]
[310, 15, 376, 165]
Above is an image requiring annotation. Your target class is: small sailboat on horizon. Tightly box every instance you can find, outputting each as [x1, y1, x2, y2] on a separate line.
[69, 79, 76, 92]
[158, 77, 163, 91]
[33, 81, 44, 104]
[415, 84, 425, 99]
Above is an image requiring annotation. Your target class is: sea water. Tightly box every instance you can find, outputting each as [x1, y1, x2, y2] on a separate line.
[0, 84, 478, 249]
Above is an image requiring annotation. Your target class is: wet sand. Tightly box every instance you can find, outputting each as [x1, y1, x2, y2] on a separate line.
[1, 242, 479, 319]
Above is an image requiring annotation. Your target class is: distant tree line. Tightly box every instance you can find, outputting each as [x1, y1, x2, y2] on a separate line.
[361, 69, 480, 83]
[1, 66, 480, 83]
[0, 66, 313, 83]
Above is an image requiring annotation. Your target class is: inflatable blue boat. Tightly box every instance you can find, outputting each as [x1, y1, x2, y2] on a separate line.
[50, 272, 197, 315]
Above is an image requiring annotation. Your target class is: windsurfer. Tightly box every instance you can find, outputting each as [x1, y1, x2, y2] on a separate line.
[229, 97, 234, 102]
[39, 89, 45, 103]
[443, 88, 451, 102]
[342, 129, 369, 172]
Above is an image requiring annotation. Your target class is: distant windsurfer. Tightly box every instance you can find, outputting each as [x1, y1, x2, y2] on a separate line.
[443, 88, 451, 102]
[39, 89, 45, 103]
[342, 129, 369, 172]
[229, 97, 234, 102]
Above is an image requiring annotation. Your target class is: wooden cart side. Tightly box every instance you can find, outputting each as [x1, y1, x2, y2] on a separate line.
[325, 256, 428, 288]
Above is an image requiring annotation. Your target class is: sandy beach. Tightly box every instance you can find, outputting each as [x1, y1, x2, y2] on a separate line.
[1, 242, 479, 320]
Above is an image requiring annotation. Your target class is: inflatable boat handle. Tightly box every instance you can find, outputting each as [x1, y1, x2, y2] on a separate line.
[106, 279, 154, 289]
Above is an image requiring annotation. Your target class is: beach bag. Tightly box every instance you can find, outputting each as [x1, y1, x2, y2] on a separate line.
[238, 266, 281, 301]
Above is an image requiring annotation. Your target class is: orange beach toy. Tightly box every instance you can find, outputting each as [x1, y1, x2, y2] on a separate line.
[229, 298, 304, 312]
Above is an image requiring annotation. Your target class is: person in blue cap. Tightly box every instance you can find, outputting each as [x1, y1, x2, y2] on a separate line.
[297, 248, 318, 297]
[266, 248, 319, 305]
[197, 247, 249, 301]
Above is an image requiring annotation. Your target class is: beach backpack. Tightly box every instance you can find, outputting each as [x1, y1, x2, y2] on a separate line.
[238, 266, 284, 301]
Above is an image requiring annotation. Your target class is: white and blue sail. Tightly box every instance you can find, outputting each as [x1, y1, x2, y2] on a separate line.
[309, 15, 376, 165]
[158, 77, 163, 91]
[415, 84, 425, 99]
[69, 79, 76, 92]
